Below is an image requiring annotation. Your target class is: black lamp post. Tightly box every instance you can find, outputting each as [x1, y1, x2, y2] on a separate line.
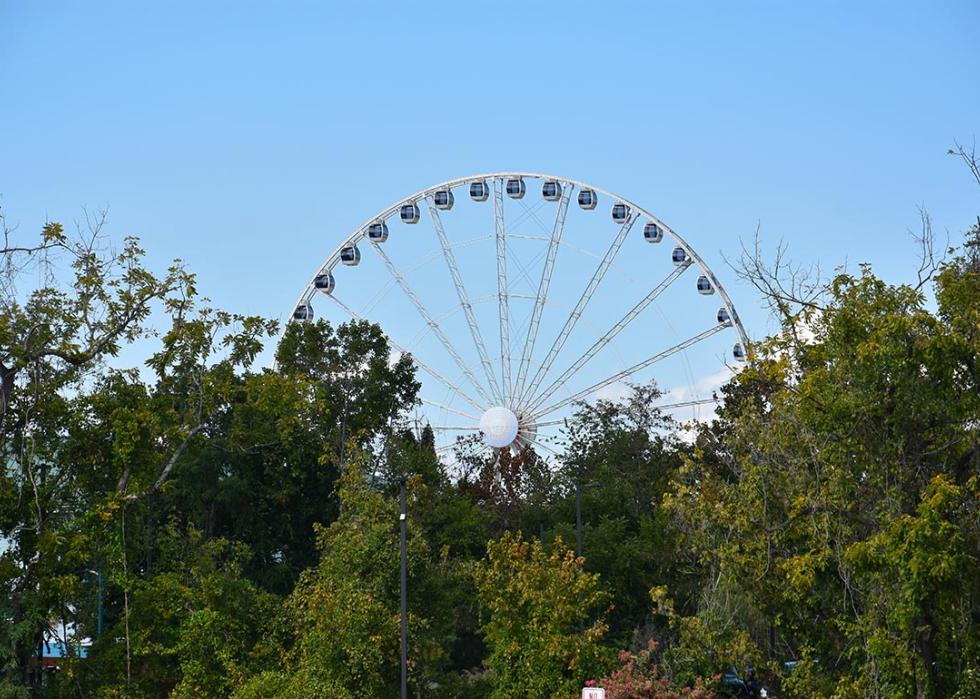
[397, 476, 408, 699]
[84, 569, 104, 638]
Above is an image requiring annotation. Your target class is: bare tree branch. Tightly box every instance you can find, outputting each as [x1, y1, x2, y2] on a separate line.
[910, 207, 949, 292]
[725, 225, 826, 324]
[948, 138, 980, 189]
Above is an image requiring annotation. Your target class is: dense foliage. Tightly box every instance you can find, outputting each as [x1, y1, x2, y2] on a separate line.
[1, 181, 977, 698]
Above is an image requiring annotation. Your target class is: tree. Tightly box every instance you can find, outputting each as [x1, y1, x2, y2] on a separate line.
[588, 640, 714, 699]
[665, 231, 980, 697]
[0, 219, 204, 694]
[234, 456, 456, 699]
[81, 526, 279, 698]
[552, 383, 686, 648]
[474, 531, 610, 698]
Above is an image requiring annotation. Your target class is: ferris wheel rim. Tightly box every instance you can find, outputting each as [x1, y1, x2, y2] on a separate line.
[287, 171, 749, 352]
[284, 172, 750, 452]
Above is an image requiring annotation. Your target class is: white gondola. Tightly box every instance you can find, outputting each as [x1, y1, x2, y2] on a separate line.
[717, 307, 731, 325]
[542, 180, 562, 201]
[400, 202, 420, 223]
[643, 222, 663, 243]
[612, 203, 630, 223]
[314, 272, 335, 294]
[292, 302, 314, 321]
[733, 343, 746, 361]
[434, 190, 454, 210]
[672, 246, 688, 265]
[367, 221, 389, 243]
[697, 275, 715, 295]
[578, 189, 597, 210]
[469, 180, 489, 201]
[506, 177, 525, 199]
[340, 245, 361, 266]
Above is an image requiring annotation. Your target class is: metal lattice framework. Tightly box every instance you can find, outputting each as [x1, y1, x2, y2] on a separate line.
[287, 172, 750, 458]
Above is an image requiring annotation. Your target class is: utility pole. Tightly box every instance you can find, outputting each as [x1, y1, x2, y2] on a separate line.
[398, 476, 408, 699]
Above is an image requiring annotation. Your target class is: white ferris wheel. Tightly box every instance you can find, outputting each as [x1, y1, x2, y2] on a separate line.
[288, 173, 749, 461]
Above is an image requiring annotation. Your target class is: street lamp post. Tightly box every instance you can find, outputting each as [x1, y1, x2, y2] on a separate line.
[398, 476, 408, 699]
[84, 569, 104, 638]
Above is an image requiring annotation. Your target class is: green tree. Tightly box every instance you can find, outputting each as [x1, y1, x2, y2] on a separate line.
[665, 231, 980, 697]
[550, 383, 686, 647]
[0, 221, 198, 695]
[82, 526, 279, 699]
[235, 456, 455, 699]
[475, 531, 610, 699]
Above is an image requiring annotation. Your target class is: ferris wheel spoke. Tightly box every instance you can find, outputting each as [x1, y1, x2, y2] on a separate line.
[425, 198, 504, 404]
[531, 417, 567, 428]
[519, 435, 561, 458]
[430, 425, 478, 432]
[325, 292, 487, 414]
[420, 398, 480, 422]
[493, 178, 512, 405]
[514, 183, 573, 404]
[530, 396, 721, 428]
[654, 397, 722, 412]
[530, 321, 729, 418]
[519, 212, 639, 409]
[370, 242, 496, 406]
[524, 260, 692, 413]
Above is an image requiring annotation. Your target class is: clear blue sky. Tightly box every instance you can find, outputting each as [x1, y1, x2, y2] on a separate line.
[2, 1, 978, 348]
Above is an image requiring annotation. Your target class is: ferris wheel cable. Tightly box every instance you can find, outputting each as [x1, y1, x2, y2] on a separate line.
[507, 234, 550, 242]
[370, 242, 496, 406]
[514, 183, 572, 404]
[523, 260, 693, 414]
[518, 212, 639, 408]
[394, 290, 604, 397]
[555, 238, 647, 290]
[492, 178, 512, 405]
[325, 293, 487, 413]
[502, 196, 548, 232]
[419, 398, 481, 422]
[530, 321, 729, 418]
[514, 191, 559, 236]
[350, 273, 642, 427]
[501, 241, 557, 327]
[424, 198, 505, 404]
[360, 234, 492, 318]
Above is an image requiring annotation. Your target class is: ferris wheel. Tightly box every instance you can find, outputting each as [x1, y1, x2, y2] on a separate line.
[288, 173, 749, 460]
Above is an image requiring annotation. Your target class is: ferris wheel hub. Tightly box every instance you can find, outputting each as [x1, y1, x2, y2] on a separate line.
[478, 406, 519, 448]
